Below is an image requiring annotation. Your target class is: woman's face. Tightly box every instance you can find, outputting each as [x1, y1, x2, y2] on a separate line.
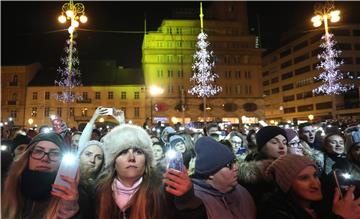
[291, 166, 322, 202]
[28, 140, 61, 172]
[115, 148, 146, 186]
[152, 144, 164, 161]
[288, 136, 303, 156]
[80, 145, 104, 176]
[230, 135, 243, 152]
[174, 141, 186, 153]
[263, 134, 287, 159]
[325, 135, 345, 155]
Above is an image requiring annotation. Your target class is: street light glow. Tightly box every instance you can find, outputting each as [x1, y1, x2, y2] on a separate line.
[149, 85, 164, 96]
[80, 15, 88, 23]
[65, 9, 74, 18]
[58, 15, 67, 23]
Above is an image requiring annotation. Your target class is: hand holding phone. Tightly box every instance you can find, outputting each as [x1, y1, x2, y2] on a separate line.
[53, 153, 79, 192]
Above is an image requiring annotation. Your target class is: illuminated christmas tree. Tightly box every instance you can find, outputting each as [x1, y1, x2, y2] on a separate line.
[55, 37, 82, 103]
[313, 33, 353, 95]
[188, 2, 221, 121]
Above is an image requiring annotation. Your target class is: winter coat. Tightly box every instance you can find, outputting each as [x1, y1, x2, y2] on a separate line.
[258, 189, 342, 219]
[192, 178, 256, 219]
[300, 140, 324, 172]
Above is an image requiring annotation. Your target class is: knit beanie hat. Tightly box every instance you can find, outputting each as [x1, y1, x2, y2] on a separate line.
[195, 137, 235, 177]
[26, 132, 65, 151]
[102, 124, 154, 168]
[265, 154, 316, 193]
[285, 129, 298, 142]
[169, 135, 185, 148]
[256, 126, 287, 151]
[12, 134, 31, 152]
[79, 140, 104, 155]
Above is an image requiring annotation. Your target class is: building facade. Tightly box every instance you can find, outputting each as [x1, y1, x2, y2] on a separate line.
[262, 24, 360, 124]
[142, 2, 264, 124]
[1, 63, 41, 127]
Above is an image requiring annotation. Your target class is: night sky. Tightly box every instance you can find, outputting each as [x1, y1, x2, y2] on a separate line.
[2, 1, 360, 68]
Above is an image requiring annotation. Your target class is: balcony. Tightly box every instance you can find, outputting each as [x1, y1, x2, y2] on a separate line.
[7, 100, 16, 105]
[76, 98, 92, 104]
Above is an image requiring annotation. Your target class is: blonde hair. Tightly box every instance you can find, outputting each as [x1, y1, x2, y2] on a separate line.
[1, 143, 61, 219]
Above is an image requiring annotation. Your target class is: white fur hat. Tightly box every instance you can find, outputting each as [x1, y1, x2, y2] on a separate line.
[102, 124, 154, 168]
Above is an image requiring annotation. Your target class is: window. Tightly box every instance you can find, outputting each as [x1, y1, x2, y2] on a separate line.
[354, 44, 360, 51]
[95, 92, 101, 100]
[157, 69, 163, 78]
[10, 110, 17, 118]
[44, 107, 50, 117]
[31, 107, 37, 117]
[297, 104, 313, 112]
[263, 80, 270, 86]
[342, 57, 353, 65]
[134, 91, 140, 99]
[284, 107, 296, 114]
[282, 83, 294, 91]
[353, 29, 360, 36]
[311, 48, 322, 57]
[272, 88, 280, 94]
[82, 92, 88, 100]
[264, 90, 270, 95]
[10, 75, 18, 86]
[235, 71, 241, 78]
[295, 65, 310, 75]
[294, 53, 309, 64]
[280, 49, 291, 58]
[356, 58, 360, 64]
[168, 70, 173, 78]
[108, 91, 114, 100]
[310, 33, 322, 44]
[236, 85, 241, 94]
[134, 107, 140, 118]
[45, 92, 50, 100]
[316, 101, 332, 110]
[244, 85, 252, 95]
[283, 95, 295, 102]
[262, 71, 269, 77]
[293, 41, 308, 52]
[332, 29, 350, 36]
[121, 107, 126, 117]
[281, 72, 293, 80]
[244, 71, 251, 79]
[281, 60, 292, 69]
[337, 43, 352, 50]
[271, 77, 279, 84]
[57, 107, 62, 117]
[32, 92, 38, 100]
[121, 91, 126, 100]
[68, 107, 74, 117]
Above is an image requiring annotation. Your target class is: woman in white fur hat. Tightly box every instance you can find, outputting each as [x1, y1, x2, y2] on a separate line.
[96, 124, 206, 219]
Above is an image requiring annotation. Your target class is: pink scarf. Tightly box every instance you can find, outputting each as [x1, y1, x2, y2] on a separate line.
[112, 177, 143, 211]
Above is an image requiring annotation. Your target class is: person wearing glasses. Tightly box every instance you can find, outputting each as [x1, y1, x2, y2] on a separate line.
[191, 136, 256, 219]
[1, 132, 80, 219]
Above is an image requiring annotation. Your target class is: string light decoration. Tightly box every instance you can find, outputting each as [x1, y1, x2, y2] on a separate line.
[55, 39, 82, 102]
[188, 32, 222, 97]
[188, 2, 221, 121]
[313, 33, 353, 95]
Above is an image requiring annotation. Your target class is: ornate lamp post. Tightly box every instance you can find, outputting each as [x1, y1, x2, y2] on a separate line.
[311, 2, 340, 39]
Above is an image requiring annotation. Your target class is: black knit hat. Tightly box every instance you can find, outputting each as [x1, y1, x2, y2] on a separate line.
[195, 137, 235, 177]
[26, 132, 65, 151]
[12, 134, 31, 152]
[256, 126, 287, 151]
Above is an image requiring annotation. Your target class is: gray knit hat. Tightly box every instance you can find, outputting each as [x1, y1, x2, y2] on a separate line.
[265, 154, 316, 193]
[101, 124, 154, 168]
[26, 132, 65, 151]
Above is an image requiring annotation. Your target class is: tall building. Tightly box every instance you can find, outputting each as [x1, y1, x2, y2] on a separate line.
[262, 24, 360, 124]
[1, 63, 41, 127]
[142, 2, 264, 124]
[2, 61, 146, 128]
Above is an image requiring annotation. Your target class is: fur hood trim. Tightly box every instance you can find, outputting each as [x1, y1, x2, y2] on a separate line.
[102, 124, 154, 168]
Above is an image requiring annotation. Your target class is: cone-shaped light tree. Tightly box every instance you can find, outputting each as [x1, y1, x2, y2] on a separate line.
[188, 2, 221, 122]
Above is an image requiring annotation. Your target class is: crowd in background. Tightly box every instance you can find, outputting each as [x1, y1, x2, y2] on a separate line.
[1, 106, 360, 219]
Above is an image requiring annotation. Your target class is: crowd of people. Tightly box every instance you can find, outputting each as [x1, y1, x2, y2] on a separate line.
[1, 106, 360, 219]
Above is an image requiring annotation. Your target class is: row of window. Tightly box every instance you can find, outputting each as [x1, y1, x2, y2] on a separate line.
[156, 69, 185, 78]
[283, 101, 332, 114]
[33, 91, 141, 100]
[223, 85, 252, 95]
[30, 107, 141, 118]
[223, 71, 251, 79]
[282, 91, 313, 102]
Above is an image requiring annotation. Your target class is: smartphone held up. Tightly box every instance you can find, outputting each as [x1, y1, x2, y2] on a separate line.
[165, 149, 184, 172]
[53, 153, 79, 192]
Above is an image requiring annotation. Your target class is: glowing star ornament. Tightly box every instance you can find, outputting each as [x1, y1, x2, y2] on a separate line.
[188, 32, 222, 98]
[313, 33, 353, 95]
[55, 38, 83, 103]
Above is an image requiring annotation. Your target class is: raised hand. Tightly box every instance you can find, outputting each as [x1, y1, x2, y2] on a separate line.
[163, 167, 192, 196]
[332, 185, 360, 219]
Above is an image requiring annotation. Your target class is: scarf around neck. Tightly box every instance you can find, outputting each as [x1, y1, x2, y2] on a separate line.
[112, 177, 143, 211]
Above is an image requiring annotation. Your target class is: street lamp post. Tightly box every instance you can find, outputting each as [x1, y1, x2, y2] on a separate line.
[149, 86, 164, 125]
[311, 2, 341, 120]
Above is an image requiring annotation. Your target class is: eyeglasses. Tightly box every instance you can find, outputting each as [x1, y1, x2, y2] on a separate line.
[225, 159, 237, 169]
[30, 149, 61, 162]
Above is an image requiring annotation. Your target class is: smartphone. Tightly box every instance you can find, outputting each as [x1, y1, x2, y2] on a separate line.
[104, 107, 113, 116]
[333, 169, 351, 198]
[53, 153, 79, 192]
[165, 150, 184, 172]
